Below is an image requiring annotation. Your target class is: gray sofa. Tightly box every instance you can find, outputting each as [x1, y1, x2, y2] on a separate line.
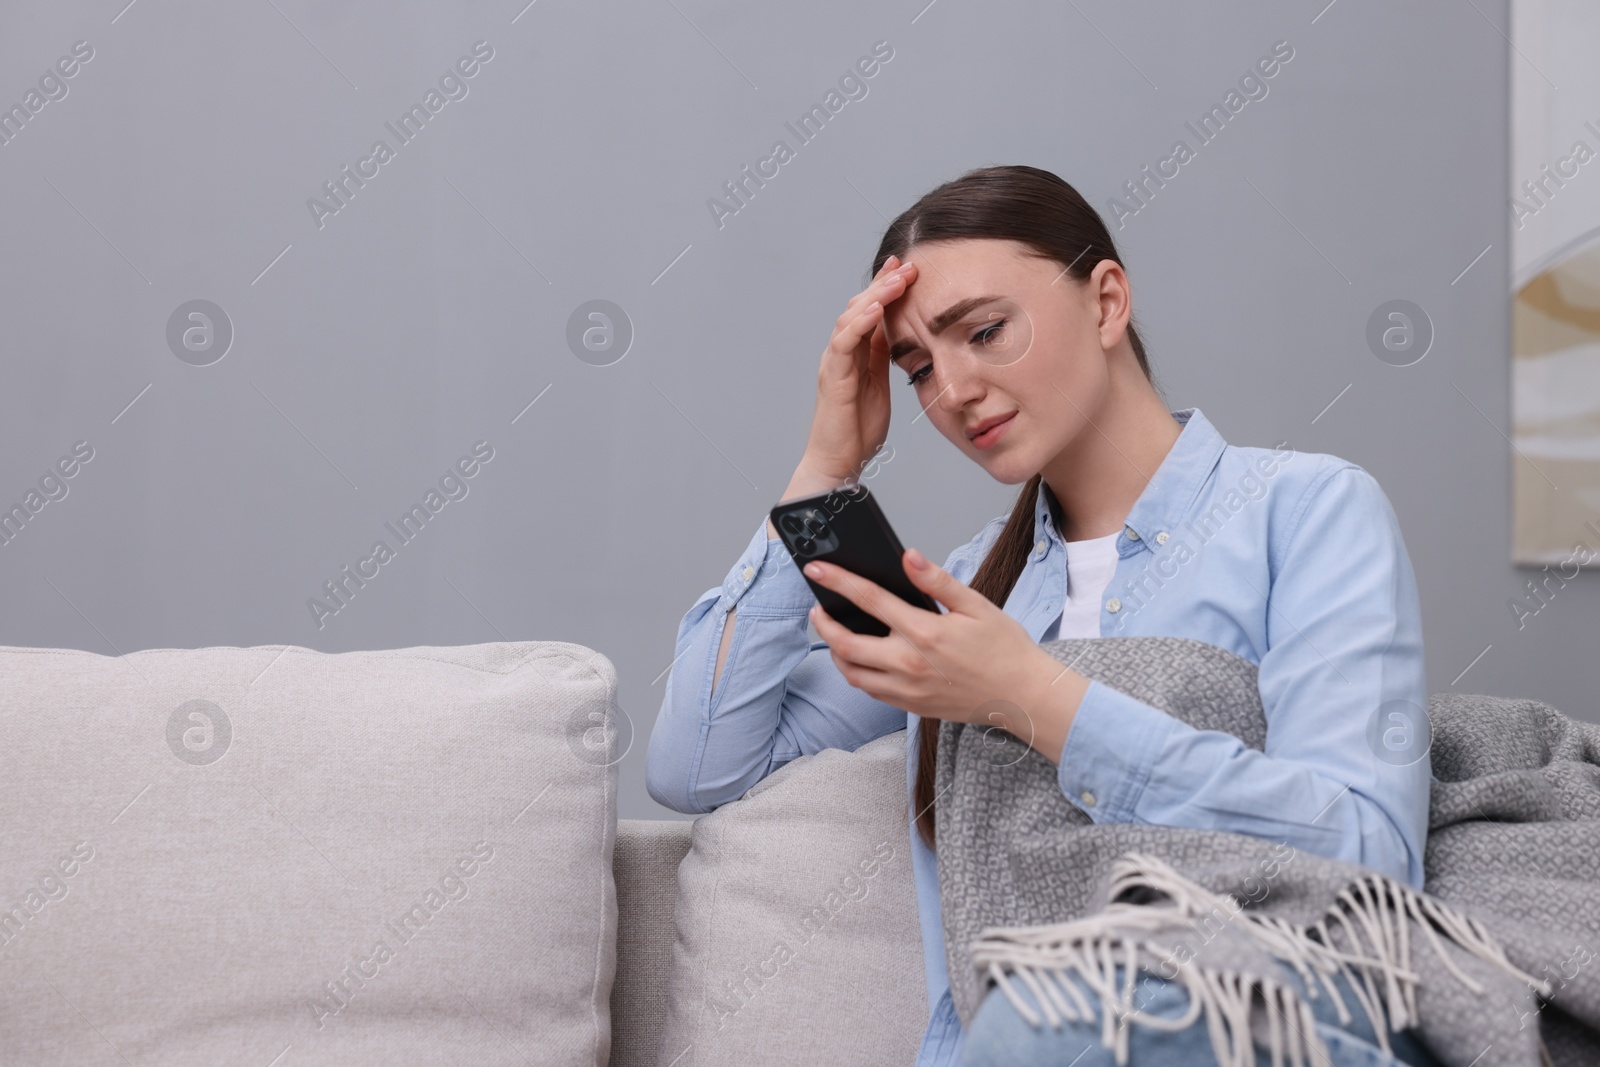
[2, 640, 930, 1067]
[610, 818, 694, 1067]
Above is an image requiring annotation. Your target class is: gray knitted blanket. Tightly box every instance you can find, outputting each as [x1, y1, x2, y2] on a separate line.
[934, 636, 1600, 1067]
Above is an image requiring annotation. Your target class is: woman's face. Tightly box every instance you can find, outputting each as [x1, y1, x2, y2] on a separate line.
[881, 238, 1126, 485]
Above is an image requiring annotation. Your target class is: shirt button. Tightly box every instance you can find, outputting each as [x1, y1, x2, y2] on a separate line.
[1125, 527, 1140, 541]
[1080, 790, 1097, 807]
[1034, 538, 1047, 556]
[1105, 597, 1122, 613]
[741, 565, 755, 581]
[1155, 531, 1169, 545]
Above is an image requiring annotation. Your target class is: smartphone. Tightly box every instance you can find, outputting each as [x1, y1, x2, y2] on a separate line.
[769, 483, 939, 637]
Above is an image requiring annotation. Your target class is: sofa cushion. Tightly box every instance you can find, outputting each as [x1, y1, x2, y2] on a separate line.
[0, 641, 620, 1067]
[654, 729, 925, 1066]
[611, 818, 694, 1067]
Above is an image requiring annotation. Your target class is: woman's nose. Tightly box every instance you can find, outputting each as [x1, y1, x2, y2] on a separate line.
[936, 360, 986, 413]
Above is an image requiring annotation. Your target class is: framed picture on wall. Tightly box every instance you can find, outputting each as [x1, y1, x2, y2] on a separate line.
[1510, 0, 1600, 567]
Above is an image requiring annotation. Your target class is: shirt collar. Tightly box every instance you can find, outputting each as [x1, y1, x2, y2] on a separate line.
[1033, 406, 1228, 556]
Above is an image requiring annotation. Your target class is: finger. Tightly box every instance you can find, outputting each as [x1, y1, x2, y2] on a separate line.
[823, 639, 902, 700]
[868, 315, 892, 378]
[809, 603, 899, 672]
[902, 548, 990, 615]
[841, 260, 918, 322]
[867, 271, 914, 377]
[804, 559, 930, 638]
[830, 299, 887, 368]
[866, 258, 916, 300]
[871, 261, 917, 306]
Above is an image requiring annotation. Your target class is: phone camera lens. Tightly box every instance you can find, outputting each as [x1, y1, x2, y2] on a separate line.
[776, 505, 839, 557]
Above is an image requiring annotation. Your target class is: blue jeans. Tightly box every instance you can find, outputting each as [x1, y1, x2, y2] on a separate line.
[960, 960, 1447, 1067]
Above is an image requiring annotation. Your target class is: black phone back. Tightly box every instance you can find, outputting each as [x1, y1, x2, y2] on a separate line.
[769, 484, 939, 637]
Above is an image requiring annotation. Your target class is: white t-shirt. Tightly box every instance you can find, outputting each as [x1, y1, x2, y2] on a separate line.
[1043, 529, 1121, 641]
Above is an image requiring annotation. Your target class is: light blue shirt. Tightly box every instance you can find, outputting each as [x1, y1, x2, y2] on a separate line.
[645, 406, 1431, 1066]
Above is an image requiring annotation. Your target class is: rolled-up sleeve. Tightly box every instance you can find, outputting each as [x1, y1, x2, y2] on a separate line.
[1056, 466, 1430, 890]
[646, 518, 911, 814]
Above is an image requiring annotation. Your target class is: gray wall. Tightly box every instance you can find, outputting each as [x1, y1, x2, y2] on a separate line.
[1, 0, 1590, 823]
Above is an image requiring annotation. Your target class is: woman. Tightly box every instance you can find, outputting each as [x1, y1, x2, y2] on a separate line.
[646, 165, 1438, 1066]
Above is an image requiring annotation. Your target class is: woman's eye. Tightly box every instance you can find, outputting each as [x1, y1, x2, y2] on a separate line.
[906, 364, 933, 386]
[973, 320, 1007, 346]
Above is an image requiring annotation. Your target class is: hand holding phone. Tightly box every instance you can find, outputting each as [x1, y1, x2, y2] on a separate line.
[769, 484, 938, 637]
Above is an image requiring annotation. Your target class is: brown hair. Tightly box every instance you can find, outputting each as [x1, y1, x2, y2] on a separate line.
[868, 165, 1157, 850]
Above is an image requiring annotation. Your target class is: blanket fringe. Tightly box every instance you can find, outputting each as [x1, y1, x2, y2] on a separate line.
[968, 852, 1553, 1067]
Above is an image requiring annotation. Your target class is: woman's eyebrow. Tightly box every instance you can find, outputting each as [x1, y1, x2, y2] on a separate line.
[888, 294, 1004, 360]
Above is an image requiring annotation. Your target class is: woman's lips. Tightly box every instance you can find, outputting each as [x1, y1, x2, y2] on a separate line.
[970, 411, 1017, 450]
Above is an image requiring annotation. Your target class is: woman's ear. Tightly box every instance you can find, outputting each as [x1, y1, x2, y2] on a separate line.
[1091, 259, 1132, 350]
